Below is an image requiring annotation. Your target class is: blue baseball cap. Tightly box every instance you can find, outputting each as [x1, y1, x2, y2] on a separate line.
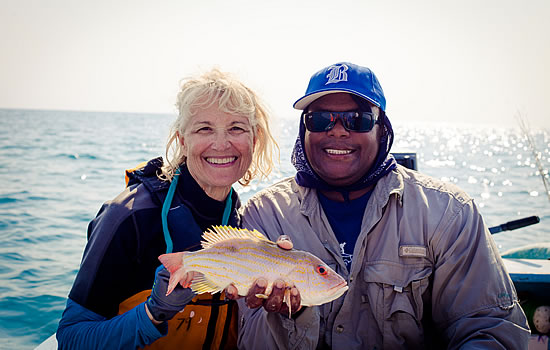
[293, 62, 386, 111]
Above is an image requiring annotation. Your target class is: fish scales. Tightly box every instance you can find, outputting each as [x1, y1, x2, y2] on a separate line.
[159, 226, 349, 307]
[188, 242, 299, 286]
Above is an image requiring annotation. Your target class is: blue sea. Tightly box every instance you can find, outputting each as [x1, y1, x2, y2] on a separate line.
[1, 108, 549, 349]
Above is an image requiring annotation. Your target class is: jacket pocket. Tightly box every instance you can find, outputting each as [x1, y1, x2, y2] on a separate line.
[362, 262, 432, 348]
[363, 262, 432, 318]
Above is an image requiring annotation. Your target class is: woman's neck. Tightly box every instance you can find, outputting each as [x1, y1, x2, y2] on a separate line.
[200, 185, 231, 202]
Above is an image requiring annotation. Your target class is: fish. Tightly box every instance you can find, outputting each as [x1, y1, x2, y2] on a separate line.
[158, 225, 348, 314]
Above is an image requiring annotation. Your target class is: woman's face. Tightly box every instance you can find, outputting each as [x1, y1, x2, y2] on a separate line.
[181, 104, 255, 200]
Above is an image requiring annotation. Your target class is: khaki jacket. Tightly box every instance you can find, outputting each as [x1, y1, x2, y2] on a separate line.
[238, 165, 529, 349]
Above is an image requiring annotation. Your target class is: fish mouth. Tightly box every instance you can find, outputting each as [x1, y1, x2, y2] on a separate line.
[327, 281, 349, 298]
[302, 281, 349, 307]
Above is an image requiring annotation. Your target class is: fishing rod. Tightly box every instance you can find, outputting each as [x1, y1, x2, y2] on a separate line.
[489, 215, 540, 234]
[517, 114, 550, 202]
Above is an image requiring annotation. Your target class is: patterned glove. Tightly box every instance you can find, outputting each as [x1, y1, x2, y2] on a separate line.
[145, 266, 196, 322]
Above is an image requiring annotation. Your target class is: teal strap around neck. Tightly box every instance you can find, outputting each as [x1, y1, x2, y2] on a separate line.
[161, 167, 234, 254]
[161, 168, 180, 254]
[222, 188, 233, 225]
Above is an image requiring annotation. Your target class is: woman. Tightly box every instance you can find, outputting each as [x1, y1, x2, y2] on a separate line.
[56, 68, 278, 349]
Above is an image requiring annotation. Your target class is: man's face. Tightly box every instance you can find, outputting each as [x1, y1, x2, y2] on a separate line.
[304, 93, 381, 187]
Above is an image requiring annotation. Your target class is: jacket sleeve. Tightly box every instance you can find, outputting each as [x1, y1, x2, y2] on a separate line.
[59, 184, 167, 349]
[238, 199, 320, 350]
[431, 200, 530, 349]
[56, 298, 165, 350]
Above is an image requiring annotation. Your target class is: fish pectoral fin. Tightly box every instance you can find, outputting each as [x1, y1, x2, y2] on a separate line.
[284, 288, 292, 318]
[254, 293, 269, 299]
[190, 274, 222, 294]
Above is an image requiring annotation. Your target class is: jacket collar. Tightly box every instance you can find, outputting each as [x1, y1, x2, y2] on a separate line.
[296, 165, 405, 218]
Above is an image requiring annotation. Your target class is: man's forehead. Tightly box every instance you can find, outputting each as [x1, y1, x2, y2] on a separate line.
[308, 93, 358, 111]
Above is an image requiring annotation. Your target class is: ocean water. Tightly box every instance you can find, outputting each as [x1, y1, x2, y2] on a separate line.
[0, 108, 549, 349]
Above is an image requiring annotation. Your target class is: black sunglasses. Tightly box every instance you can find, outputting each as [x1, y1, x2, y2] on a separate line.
[303, 110, 379, 133]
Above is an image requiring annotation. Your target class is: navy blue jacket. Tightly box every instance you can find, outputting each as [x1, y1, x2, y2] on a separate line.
[57, 158, 240, 349]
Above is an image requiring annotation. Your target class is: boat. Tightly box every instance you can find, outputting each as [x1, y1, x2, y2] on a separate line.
[34, 334, 56, 350]
[34, 153, 550, 349]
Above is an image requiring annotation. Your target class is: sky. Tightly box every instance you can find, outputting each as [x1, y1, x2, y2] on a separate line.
[1, 0, 549, 129]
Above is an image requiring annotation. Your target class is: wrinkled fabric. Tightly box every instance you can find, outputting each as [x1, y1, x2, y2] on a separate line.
[238, 165, 530, 350]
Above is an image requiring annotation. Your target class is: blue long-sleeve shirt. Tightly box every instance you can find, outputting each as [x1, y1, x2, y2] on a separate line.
[57, 298, 165, 349]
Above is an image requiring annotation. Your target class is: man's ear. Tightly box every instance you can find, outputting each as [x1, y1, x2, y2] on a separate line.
[376, 110, 386, 137]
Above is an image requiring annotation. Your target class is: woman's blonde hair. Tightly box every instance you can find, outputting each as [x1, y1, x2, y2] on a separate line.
[160, 68, 278, 186]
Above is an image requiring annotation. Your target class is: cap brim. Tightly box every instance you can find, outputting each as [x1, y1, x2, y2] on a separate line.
[293, 89, 381, 110]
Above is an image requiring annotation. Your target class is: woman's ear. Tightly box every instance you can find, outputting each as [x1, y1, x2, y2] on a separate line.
[176, 131, 184, 145]
[176, 131, 187, 152]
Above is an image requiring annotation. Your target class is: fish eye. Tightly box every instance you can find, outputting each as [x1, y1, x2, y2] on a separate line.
[316, 265, 328, 276]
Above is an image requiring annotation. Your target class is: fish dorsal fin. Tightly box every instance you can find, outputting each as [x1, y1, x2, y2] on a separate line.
[190, 274, 222, 294]
[201, 225, 275, 249]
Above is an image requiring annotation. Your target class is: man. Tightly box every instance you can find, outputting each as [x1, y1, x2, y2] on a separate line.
[233, 62, 530, 349]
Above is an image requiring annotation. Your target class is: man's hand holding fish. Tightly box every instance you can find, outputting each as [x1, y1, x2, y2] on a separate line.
[239, 277, 302, 317]
[225, 234, 301, 317]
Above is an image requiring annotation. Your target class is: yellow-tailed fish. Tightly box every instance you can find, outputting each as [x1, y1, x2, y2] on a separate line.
[158, 226, 348, 315]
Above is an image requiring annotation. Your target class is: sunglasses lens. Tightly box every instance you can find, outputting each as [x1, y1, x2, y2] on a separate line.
[304, 111, 377, 132]
[304, 112, 333, 132]
[343, 112, 376, 132]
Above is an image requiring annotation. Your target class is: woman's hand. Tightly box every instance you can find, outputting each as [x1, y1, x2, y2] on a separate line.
[225, 235, 302, 316]
[145, 267, 196, 324]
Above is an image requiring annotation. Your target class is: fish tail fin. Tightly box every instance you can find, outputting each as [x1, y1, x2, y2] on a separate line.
[158, 252, 188, 295]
